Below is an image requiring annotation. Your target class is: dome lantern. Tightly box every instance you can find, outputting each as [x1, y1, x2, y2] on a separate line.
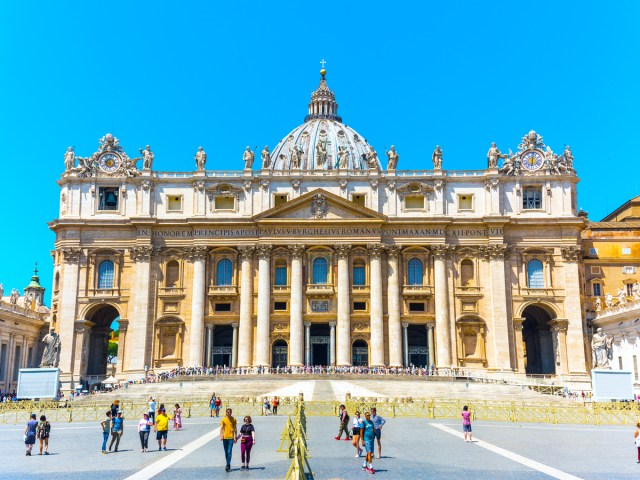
[304, 68, 342, 123]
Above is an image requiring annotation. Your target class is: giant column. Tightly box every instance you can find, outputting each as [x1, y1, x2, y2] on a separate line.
[255, 245, 272, 367]
[386, 246, 403, 367]
[129, 245, 155, 372]
[188, 246, 208, 367]
[402, 322, 409, 366]
[561, 247, 588, 373]
[335, 245, 352, 366]
[304, 322, 311, 366]
[483, 244, 511, 370]
[329, 321, 336, 366]
[57, 248, 83, 381]
[231, 323, 239, 368]
[513, 318, 526, 372]
[237, 246, 254, 367]
[289, 245, 305, 366]
[368, 243, 385, 366]
[432, 245, 451, 368]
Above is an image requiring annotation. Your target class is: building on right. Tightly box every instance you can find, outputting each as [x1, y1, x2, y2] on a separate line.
[582, 196, 640, 393]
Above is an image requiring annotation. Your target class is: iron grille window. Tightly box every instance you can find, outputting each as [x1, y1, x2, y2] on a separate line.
[527, 259, 544, 288]
[408, 258, 423, 285]
[523, 187, 542, 209]
[216, 259, 233, 286]
[98, 260, 114, 289]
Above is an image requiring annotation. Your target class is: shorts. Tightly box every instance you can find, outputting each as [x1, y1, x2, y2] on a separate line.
[373, 429, 381, 440]
[156, 430, 168, 440]
[352, 427, 360, 435]
[463, 424, 472, 433]
[364, 439, 374, 453]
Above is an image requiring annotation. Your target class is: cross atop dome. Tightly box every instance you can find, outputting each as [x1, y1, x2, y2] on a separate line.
[305, 63, 342, 122]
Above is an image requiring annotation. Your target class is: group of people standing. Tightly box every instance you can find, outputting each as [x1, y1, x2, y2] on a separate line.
[336, 405, 386, 474]
[262, 396, 279, 415]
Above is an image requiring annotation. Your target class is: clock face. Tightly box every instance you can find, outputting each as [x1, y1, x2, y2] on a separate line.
[521, 151, 543, 171]
[99, 153, 121, 173]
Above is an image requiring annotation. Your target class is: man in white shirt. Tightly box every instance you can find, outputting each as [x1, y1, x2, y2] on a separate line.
[148, 397, 156, 424]
[370, 407, 386, 459]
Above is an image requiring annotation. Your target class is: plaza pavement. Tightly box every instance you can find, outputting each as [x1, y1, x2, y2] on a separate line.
[0, 413, 637, 479]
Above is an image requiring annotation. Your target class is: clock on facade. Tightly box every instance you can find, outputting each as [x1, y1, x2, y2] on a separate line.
[98, 153, 122, 173]
[521, 151, 543, 171]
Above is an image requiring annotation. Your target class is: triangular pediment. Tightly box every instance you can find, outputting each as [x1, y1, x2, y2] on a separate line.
[254, 188, 386, 222]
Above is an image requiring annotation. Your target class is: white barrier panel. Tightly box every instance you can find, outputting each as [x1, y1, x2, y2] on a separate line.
[17, 368, 60, 399]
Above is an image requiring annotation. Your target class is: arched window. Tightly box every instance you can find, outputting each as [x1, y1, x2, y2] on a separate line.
[460, 259, 474, 286]
[527, 259, 544, 289]
[408, 258, 423, 286]
[216, 259, 233, 286]
[275, 260, 287, 286]
[352, 259, 366, 286]
[312, 257, 328, 284]
[166, 260, 179, 288]
[97, 260, 114, 289]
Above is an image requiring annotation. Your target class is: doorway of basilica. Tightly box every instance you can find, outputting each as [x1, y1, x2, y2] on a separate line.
[85, 305, 120, 377]
[272, 340, 288, 368]
[407, 325, 429, 367]
[212, 325, 232, 367]
[522, 305, 555, 375]
[352, 340, 368, 366]
[310, 323, 329, 366]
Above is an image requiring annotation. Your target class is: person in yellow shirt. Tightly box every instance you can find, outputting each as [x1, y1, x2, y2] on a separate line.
[219, 408, 237, 472]
[154, 404, 170, 451]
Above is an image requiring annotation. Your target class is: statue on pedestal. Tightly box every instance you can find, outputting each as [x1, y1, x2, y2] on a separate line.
[40, 331, 61, 368]
[593, 297, 601, 312]
[315, 140, 327, 166]
[432, 145, 443, 169]
[487, 142, 507, 168]
[617, 287, 627, 305]
[243, 146, 255, 169]
[591, 327, 613, 369]
[195, 147, 207, 171]
[9, 288, 19, 305]
[64, 147, 75, 171]
[385, 145, 399, 170]
[337, 146, 349, 169]
[139, 145, 154, 170]
[261, 146, 271, 168]
[366, 148, 379, 169]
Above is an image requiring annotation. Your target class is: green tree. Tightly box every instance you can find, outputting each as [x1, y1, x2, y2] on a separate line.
[108, 340, 118, 363]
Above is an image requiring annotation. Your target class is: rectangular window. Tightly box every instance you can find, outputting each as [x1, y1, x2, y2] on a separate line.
[13, 346, 21, 382]
[458, 194, 473, 211]
[0, 344, 6, 377]
[274, 301, 287, 311]
[214, 303, 231, 312]
[627, 283, 634, 296]
[274, 194, 288, 208]
[590, 266, 601, 275]
[592, 283, 601, 297]
[623, 266, 636, 274]
[27, 347, 33, 368]
[351, 194, 366, 207]
[98, 187, 119, 211]
[352, 266, 366, 286]
[274, 266, 287, 286]
[353, 301, 367, 311]
[167, 195, 182, 212]
[405, 195, 425, 209]
[618, 357, 623, 370]
[214, 196, 235, 210]
[633, 355, 639, 381]
[589, 248, 598, 256]
[622, 247, 631, 255]
[409, 302, 426, 312]
[522, 187, 542, 209]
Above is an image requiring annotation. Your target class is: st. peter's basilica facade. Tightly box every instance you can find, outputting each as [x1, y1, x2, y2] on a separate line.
[50, 70, 589, 387]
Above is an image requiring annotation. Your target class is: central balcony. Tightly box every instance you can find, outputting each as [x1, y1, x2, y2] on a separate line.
[305, 283, 335, 298]
[402, 284, 434, 297]
[208, 285, 238, 298]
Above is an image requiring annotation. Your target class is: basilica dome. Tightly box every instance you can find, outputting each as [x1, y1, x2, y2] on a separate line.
[267, 71, 382, 171]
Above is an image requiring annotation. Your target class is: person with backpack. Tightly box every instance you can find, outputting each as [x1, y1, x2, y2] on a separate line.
[36, 415, 51, 455]
[335, 404, 350, 440]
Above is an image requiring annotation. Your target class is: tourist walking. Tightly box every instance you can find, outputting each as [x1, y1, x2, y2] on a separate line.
[238, 415, 256, 469]
[37, 415, 51, 455]
[110, 400, 119, 419]
[215, 395, 222, 417]
[262, 397, 271, 416]
[351, 411, 363, 457]
[370, 407, 386, 458]
[634, 421, 640, 463]
[335, 404, 350, 440]
[220, 408, 238, 472]
[137, 412, 152, 452]
[100, 411, 112, 454]
[360, 411, 376, 474]
[148, 397, 156, 424]
[173, 403, 183, 430]
[272, 396, 279, 416]
[209, 393, 216, 417]
[462, 405, 473, 443]
[24, 413, 38, 456]
[155, 404, 169, 451]
[109, 411, 124, 452]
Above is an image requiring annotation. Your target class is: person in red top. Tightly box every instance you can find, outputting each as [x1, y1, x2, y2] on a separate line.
[272, 397, 279, 416]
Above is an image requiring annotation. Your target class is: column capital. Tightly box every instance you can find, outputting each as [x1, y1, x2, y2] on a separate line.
[118, 319, 129, 332]
[60, 247, 83, 263]
[304, 321, 312, 328]
[238, 245, 255, 260]
[561, 246, 581, 262]
[426, 323, 434, 330]
[401, 322, 409, 328]
[334, 244, 352, 259]
[329, 321, 336, 327]
[130, 245, 154, 262]
[288, 244, 306, 258]
[549, 318, 569, 332]
[185, 246, 209, 262]
[479, 243, 510, 260]
[367, 243, 384, 259]
[231, 322, 239, 330]
[385, 244, 402, 259]
[430, 244, 452, 260]
[255, 244, 272, 260]
[513, 317, 525, 331]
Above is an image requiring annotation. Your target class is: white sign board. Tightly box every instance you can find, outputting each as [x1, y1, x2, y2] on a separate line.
[17, 368, 60, 399]
[591, 369, 634, 402]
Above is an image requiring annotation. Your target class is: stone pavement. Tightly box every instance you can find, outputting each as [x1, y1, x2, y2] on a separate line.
[0, 413, 637, 479]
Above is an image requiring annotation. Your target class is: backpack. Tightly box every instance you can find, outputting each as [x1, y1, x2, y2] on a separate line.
[344, 413, 350, 424]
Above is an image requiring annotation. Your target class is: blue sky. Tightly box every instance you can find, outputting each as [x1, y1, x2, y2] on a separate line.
[1, 1, 639, 301]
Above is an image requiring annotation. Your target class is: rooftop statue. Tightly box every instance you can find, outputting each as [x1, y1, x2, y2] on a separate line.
[366, 148, 379, 170]
[9, 288, 19, 305]
[432, 145, 443, 169]
[64, 147, 75, 171]
[563, 145, 574, 168]
[316, 140, 327, 166]
[261, 146, 271, 169]
[337, 146, 349, 169]
[591, 327, 613, 369]
[385, 145, 399, 170]
[139, 145, 155, 170]
[195, 146, 207, 171]
[243, 146, 255, 169]
[290, 145, 303, 169]
[487, 142, 507, 168]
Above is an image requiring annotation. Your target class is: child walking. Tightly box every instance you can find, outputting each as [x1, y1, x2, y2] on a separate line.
[461, 405, 472, 442]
